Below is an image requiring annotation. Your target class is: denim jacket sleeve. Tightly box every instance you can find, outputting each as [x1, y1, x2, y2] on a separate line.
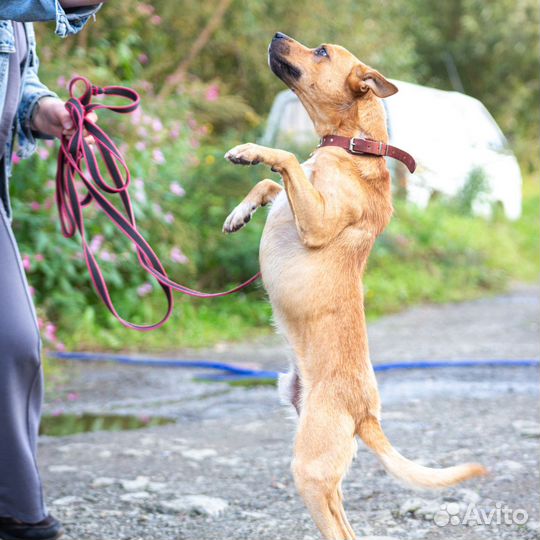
[0, 1, 101, 38]
[16, 24, 57, 159]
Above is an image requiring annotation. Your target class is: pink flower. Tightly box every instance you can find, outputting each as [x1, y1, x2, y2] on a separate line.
[45, 139, 55, 148]
[131, 107, 142, 126]
[38, 148, 49, 160]
[164, 212, 174, 224]
[135, 141, 146, 152]
[150, 14, 162, 25]
[205, 84, 220, 102]
[100, 251, 117, 262]
[152, 149, 165, 164]
[35, 254, 44, 262]
[44, 323, 57, 341]
[152, 118, 163, 132]
[67, 392, 79, 402]
[135, 190, 147, 204]
[170, 182, 185, 196]
[170, 247, 188, 264]
[139, 80, 153, 92]
[138, 53, 149, 65]
[137, 283, 153, 297]
[90, 235, 104, 254]
[22, 255, 31, 271]
[12, 153, 21, 165]
[136, 3, 154, 15]
[134, 178, 147, 203]
[30, 201, 41, 211]
[29, 286, 36, 297]
[170, 123, 180, 139]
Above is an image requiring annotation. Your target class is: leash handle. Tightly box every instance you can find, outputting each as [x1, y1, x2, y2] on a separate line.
[57, 76, 260, 331]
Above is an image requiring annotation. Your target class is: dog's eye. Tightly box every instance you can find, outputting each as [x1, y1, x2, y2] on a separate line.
[315, 47, 329, 58]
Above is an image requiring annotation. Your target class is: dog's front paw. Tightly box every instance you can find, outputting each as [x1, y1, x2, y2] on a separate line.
[222, 201, 257, 233]
[225, 143, 263, 166]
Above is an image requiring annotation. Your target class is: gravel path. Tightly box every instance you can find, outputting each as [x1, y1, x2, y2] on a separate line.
[40, 285, 540, 540]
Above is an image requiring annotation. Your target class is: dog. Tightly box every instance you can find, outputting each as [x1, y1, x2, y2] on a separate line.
[223, 33, 487, 540]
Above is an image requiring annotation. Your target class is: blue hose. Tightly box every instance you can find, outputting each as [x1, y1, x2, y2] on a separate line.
[48, 351, 539, 382]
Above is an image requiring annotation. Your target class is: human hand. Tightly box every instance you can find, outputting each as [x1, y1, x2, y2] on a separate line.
[31, 96, 97, 144]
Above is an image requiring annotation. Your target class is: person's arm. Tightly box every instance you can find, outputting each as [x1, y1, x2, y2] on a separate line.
[0, 1, 103, 37]
[16, 28, 96, 157]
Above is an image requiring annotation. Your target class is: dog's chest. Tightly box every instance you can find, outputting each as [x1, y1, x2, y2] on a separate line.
[258, 163, 314, 297]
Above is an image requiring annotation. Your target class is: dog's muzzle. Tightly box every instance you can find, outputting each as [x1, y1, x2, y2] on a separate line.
[268, 33, 302, 83]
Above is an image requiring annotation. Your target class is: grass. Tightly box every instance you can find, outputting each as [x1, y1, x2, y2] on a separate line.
[364, 174, 539, 316]
[59, 290, 273, 352]
[53, 173, 538, 353]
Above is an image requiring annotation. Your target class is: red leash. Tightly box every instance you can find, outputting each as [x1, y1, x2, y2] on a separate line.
[56, 76, 260, 331]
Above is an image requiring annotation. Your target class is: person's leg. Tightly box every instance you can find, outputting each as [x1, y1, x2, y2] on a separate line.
[0, 204, 46, 523]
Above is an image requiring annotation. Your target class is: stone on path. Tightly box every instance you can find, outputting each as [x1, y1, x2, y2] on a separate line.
[512, 420, 540, 438]
[399, 497, 429, 516]
[455, 488, 480, 505]
[48, 465, 78, 473]
[122, 448, 152, 457]
[119, 491, 151, 502]
[362, 537, 401, 540]
[121, 476, 150, 491]
[91, 477, 117, 488]
[180, 448, 217, 461]
[159, 495, 228, 516]
[52, 495, 84, 506]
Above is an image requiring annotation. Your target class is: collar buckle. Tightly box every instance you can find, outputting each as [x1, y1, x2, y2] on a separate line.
[348, 138, 363, 155]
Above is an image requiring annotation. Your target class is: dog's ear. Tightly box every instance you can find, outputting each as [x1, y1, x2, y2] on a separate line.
[348, 66, 398, 98]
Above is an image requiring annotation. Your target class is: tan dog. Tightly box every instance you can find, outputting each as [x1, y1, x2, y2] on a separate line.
[223, 33, 486, 540]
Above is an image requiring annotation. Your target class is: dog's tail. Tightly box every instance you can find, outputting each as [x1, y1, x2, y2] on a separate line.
[357, 415, 487, 489]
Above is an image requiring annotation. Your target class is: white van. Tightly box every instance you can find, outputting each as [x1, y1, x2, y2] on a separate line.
[261, 81, 522, 219]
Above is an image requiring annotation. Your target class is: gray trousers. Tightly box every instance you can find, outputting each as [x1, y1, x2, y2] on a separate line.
[0, 202, 46, 523]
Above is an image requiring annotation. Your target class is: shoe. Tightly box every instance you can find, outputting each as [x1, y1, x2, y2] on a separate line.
[0, 515, 64, 540]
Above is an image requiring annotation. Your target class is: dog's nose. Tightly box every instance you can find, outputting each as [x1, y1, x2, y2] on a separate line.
[273, 32, 289, 41]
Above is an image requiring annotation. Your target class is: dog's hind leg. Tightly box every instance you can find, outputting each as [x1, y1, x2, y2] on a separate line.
[222, 179, 282, 233]
[292, 392, 357, 540]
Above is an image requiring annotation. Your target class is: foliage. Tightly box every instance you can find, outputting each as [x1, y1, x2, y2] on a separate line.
[453, 167, 489, 215]
[36, 0, 539, 166]
[9, 0, 538, 351]
[400, 0, 540, 171]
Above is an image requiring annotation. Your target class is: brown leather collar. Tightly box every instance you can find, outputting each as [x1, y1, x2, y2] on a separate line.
[318, 135, 416, 173]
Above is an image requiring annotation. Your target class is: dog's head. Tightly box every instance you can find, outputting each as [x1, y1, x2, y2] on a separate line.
[268, 33, 397, 137]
